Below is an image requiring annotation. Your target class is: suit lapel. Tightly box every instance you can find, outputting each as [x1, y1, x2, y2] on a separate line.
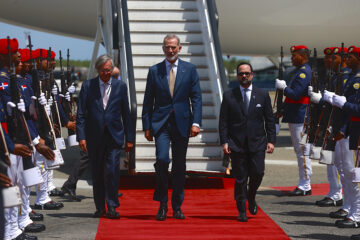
[159, 60, 172, 97]
[247, 87, 256, 115]
[173, 59, 183, 97]
[105, 78, 117, 110]
[94, 77, 104, 112]
[232, 87, 245, 115]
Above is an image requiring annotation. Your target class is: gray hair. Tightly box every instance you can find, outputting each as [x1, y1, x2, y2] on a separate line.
[95, 54, 114, 70]
[163, 34, 180, 46]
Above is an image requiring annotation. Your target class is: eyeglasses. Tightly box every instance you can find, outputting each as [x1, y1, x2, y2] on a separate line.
[237, 72, 251, 76]
[99, 69, 113, 74]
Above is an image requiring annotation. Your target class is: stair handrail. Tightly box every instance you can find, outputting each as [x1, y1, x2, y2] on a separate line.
[114, 0, 137, 172]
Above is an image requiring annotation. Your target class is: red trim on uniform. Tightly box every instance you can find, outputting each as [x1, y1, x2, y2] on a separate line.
[284, 96, 310, 104]
[350, 116, 360, 122]
[1, 122, 8, 134]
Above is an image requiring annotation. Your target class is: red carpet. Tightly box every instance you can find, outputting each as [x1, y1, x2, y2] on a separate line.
[271, 183, 330, 196]
[96, 177, 290, 240]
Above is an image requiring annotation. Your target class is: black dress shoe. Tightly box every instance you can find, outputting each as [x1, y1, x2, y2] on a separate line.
[29, 211, 43, 221]
[49, 188, 64, 197]
[173, 209, 185, 219]
[61, 185, 77, 199]
[106, 206, 120, 219]
[93, 209, 106, 218]
[156, 203, 168, 221]
[248, 200, 258, 215]
[13, 232, 38, 240]
[237, 212, 248, 222]
[288, 187, 312, 196]
[329, 209, 348, 218]
[24, 223, 46, 233]
[336, 218, 360, 228]
[315, 197, 343, 207]
[34, 201, 63, 210]
[351, 234, 360, 240]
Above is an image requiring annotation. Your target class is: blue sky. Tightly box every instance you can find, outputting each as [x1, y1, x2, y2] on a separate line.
[0, 21, 105, 60]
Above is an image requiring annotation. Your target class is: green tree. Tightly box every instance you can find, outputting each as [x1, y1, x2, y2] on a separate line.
[223, 57, 250, 81]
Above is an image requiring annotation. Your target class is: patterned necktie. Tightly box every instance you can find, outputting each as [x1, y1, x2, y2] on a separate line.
[243, 88, 249, 115]
[169, 64, 176, 97]
[102, 82, 109, 109]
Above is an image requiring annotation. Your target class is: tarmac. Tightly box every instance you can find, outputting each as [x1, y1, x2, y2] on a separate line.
[25, 124, 360, 240]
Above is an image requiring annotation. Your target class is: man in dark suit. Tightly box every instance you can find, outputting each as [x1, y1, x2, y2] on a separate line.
[142, 34, 202, 221]
[76, 55, 134, 219]
[219, 63, 276, 222]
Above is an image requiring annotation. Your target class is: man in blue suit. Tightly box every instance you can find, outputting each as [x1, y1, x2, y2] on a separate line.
[142, 34, 202, 221]
[76, 55, 134, 219]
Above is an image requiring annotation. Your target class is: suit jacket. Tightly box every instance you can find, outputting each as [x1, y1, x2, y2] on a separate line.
[142, 59, 202, 138]
[219, 86, 276, 153]
[76, 77, 134, 148]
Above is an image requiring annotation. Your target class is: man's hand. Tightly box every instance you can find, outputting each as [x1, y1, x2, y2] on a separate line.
[190, 126, 200, 137]
[79, 140, 87, 152]
[275, 79, 287, 90]
[35, 143, 55, 161]
[66, 121, 76, 131]
[266, 143, 275, 154]
[0, 173, 12, 187]
[125, 142, 134, 152]
[13, 144, 32, 158]
[53, 124, 61, 136]
[145, 130, 153, 141]
[223, 143, 231, 155]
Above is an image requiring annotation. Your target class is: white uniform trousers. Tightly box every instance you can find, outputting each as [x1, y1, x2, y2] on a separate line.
[326, 164, 342, 201]
[289, 123, 312, 191]
[346, 148, 360, 222]
[4, 154, 23, 240]
[47, 169, 56, 192]
[34, 150, 51, 205]
[334, 137, 353, 212]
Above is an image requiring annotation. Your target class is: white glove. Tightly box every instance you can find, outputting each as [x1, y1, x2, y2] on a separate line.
[51, 85, 58, 95]
[68, 84, 75, 94]
[275, 79, 287, 90]
[323, 90, 335, 104]
[31, 96, 37, 100]
[333, 94, 347, 109]
[6, 102, 16, 115]
[309, 91, 322, 104]
[17, 99, 26, 113]
[48, 97, 53, 107]
[45, 104, 51, 116]
[276, 124, 280, 136]
[308, 86, 313, 96]
[38, 93, 47, 106]
[65, 92, 71, 102]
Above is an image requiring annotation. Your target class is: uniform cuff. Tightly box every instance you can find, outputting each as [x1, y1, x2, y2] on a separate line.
[32, 136, 40, 146]
[192, 123, 200, 128]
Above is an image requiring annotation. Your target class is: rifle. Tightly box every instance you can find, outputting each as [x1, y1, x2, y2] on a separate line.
[323, 43, 346, 152]
[27, 38, 56, 150]
[66, 49, 76, 119]
[306, 49, 321, 143]
[7, 37, 34, 170]
[273, 46, 284, 123]
[59, 51, 75, 137]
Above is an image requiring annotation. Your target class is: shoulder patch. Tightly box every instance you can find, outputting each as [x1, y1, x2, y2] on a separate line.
[299, 73, 306, 79]
[301, 66, 306, 70]
[353, 83, 360, 90]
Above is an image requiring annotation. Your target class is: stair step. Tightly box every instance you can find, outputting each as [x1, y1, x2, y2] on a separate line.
[129, 21, 201, 33]
[131, 44, 205, 55]
[133, 67, 209, 79]
[136, 129, 218, 144]
[136, 91, 213, 104]
[134, 78, 212, 91]
[137, 105, 216, 117]
[136, 142, 222, 158]
[130, 32, 203, 44]
[128, 11, 199, 21]
[128, 1, 197, 10]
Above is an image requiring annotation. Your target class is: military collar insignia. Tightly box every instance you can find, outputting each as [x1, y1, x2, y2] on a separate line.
[301, 66, 306, 70]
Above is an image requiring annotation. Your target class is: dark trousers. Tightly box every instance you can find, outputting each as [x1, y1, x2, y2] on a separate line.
[0, 188, 3, 240]
[153, 113, 189, 211]
[230, 143, 265, 212]
[88, 128, 122, 210]
[63, 149, 89, 190]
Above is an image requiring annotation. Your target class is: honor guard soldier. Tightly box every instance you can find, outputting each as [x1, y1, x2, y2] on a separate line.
[328, 46, 360, 229]
[308, 47, 347, 208]
[275, 45, 312, 196]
